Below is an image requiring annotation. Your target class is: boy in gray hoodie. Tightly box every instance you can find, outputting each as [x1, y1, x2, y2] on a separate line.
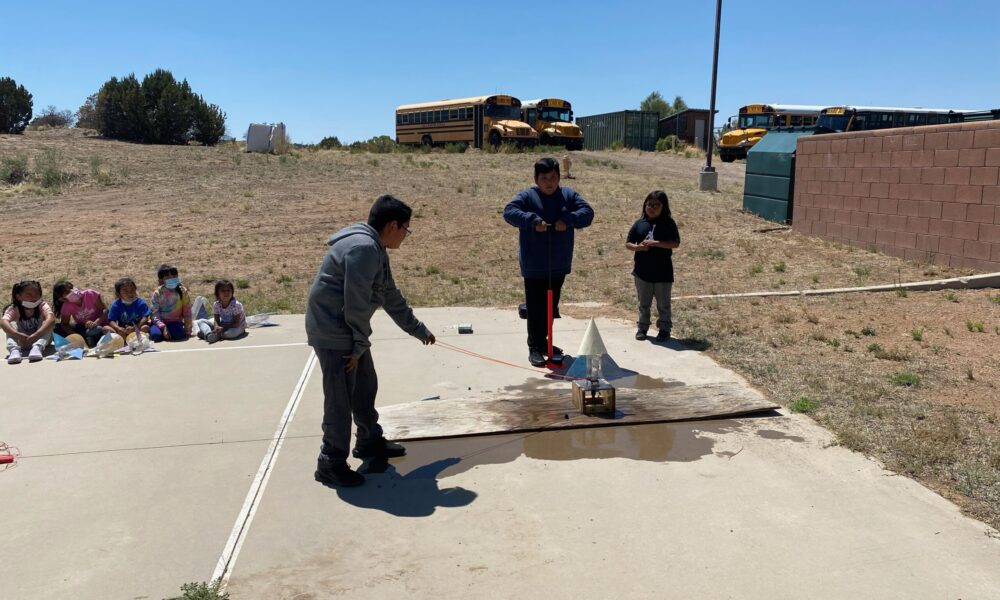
[306, 195, 436, 487]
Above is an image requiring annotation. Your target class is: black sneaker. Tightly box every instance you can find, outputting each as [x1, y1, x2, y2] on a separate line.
[635, 330, 647, 341]
[315, 460, 365, 487]
[352, 437, 406, 459]
[528, 347, 546, 367]
[656, 330, 671, 341]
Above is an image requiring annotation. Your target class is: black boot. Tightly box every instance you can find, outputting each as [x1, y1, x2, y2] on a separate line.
[352, 437, 406, 459]
[315, 460, 365, 487]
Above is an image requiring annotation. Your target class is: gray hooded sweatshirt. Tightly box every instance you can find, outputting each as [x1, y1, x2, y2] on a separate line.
[305, 222, 430, 358]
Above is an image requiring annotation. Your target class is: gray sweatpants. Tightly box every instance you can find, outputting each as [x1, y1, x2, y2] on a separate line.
[314, 346, 382, 463]
[6, 325, 51, 353]
[634, 276, 673, 333]
[195, 319, 245, 339]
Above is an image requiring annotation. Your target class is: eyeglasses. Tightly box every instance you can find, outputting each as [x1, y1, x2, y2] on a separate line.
[403, 226, 412, 237]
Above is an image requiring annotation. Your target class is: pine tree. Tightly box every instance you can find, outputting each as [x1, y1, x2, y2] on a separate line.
[0, 77, 33, 134]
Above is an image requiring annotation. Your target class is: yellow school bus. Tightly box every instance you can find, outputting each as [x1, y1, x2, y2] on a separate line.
[395, 95, 538, 148]
[520, 98, 585, 150]
[719, 103, 824, 162]
[817, 105, 966, 133]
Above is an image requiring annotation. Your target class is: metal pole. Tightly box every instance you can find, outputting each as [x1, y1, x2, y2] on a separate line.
[699, 0, 722, 191]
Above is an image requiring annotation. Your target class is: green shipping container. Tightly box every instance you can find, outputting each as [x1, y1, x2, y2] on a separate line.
[742, 128, 817, 223]
[576, 110, 660, 151]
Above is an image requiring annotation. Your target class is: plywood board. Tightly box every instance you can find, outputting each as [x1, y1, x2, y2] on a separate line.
[380, 381, 778, 441]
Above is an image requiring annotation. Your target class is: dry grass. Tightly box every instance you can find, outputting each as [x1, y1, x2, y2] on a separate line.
[2, 128, 999, 529]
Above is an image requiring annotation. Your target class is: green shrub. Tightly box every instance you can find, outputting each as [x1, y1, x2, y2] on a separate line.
[318, 136, 342, 150]
[0, 153, 30, 184]
[444, 142, 468, 153]
[166, 580, 230, 600]
[891, 372, 921, 387]
[349, 135, 396, 154]
[94, 69, 225, 145]
[789, 397, 820, 413]
[191, 96, 226, 146]
[36, 149, 69, 189]
[655, 135, 683, 153]
[29, 105, 73, 129]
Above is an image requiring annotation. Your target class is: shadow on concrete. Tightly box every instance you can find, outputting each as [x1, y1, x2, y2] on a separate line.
[325, 456, 477, 517]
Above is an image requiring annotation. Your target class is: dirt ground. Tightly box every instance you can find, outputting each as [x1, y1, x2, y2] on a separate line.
[1, 128, 998, 529]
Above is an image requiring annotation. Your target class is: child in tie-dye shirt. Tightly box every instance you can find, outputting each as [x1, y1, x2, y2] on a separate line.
[149, 264, 192, 341]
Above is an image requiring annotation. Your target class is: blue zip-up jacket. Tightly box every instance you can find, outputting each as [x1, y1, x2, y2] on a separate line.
[503, 186, 595, 278]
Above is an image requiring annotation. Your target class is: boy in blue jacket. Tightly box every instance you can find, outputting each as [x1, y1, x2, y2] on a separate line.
[504, 157, 594, 367]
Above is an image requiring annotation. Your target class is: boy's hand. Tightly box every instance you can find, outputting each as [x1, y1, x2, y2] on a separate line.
[343, 355, 358, 373]
[163, 328, 172, 340]
[423, 333, 436, 345]
[534, 221, 548, 233]
[554, 220, 568, 232]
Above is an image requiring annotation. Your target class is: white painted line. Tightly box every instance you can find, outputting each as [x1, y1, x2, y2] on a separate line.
[212, 351, 318, 586]
[158, 342, 309, 354]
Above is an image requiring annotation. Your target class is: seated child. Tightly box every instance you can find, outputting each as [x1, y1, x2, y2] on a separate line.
[53, 280, 107, 348]
[105, 277, 151, 338]
[195, 279, 246, 344]
[2, 280, 56, 364]
[149, 264, 192, 342]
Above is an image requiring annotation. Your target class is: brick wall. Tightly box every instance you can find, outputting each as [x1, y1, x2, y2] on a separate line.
[792, 120, 1000, 271]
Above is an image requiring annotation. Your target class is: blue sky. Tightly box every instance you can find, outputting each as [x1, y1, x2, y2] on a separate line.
[3, 0, 997, 144]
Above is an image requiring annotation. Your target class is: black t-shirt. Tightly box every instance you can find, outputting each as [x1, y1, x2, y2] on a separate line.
[627, 216, 680, 282]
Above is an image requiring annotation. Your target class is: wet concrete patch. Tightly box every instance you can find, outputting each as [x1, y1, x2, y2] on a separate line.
[380, 422, 729, 482]
[756, 429, 806, 443]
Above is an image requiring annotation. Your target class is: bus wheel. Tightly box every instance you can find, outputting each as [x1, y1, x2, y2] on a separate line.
[421, 135, 432, 147]
[488, 131, 501, 147]
[540, 134, 551, 146]
[720, 155, 736, 163]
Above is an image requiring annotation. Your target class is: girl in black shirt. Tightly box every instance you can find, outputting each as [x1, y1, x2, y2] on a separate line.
[625, 191, 681, 341]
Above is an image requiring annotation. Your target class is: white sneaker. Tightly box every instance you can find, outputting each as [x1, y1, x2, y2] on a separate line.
[7, 348, 22, 364]
[28, 347, 43, 362]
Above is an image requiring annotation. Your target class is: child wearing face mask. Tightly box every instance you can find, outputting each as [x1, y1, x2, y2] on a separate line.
[53, 280, 108, 348]
[3, 280, 56, 364]
[104, 277, 151, 339]
[149, 264, 192, 342]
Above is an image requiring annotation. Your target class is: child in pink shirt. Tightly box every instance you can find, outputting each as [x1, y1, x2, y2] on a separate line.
[53, 280, 108, 348]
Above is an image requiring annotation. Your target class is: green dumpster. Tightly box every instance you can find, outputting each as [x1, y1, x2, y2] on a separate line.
[742, 128, 816, 223]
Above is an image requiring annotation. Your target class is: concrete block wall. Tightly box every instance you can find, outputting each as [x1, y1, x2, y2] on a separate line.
[792, 120, 1000, 271]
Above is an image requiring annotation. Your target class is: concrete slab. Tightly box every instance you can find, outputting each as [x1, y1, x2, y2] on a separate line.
[4, 308, 1000, 599]
[0, 316, 310, 599]
[2, 442, 271, 600]
[227, 309, 1000, 599]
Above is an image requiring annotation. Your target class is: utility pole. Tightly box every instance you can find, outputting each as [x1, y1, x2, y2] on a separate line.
[699, 0, 722, 192]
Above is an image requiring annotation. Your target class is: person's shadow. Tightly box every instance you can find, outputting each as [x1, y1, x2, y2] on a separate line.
[322, 456, 477, 517]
